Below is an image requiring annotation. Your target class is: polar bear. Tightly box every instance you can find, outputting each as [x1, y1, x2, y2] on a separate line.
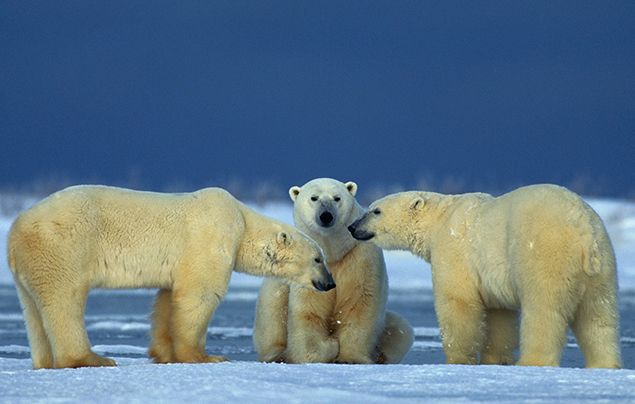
[253, 178, 413, 364]
[7, 185, 334, 369]
[348, 184, 621, 368]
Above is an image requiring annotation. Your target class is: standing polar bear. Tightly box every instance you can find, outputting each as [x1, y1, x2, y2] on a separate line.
[253, 178, 413, 364]
[349, 184, 621, 368]
[8, 185, 334, 369]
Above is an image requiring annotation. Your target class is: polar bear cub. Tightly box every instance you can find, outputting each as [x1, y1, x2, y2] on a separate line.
[8, 185, 333, 369]
[349, 184, 621, 368]
[253, 178, 413, 364]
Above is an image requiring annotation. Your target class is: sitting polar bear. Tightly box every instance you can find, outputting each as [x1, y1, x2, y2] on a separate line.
[253, 178, 414, 364]
[349, 184, 621, 368]
[8, 185, 334, 369]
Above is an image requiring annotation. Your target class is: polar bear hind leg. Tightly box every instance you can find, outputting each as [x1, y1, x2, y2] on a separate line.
[35, 279, 114, 368]
[14, 280, 54, 369]
[516, 229, 583, 367]
[571, 281, 621, 368]
[253, 279, 289, 362]
[572, 288, 622, 369]
[572, 226, 622, 369]
[24, 237, 115, 368]
[376, 311, 414, 364]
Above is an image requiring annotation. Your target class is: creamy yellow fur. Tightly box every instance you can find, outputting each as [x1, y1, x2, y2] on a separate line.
[350, 184, 621, 368]
[253, 179, 414, 364]
[7, 185, 331, 369]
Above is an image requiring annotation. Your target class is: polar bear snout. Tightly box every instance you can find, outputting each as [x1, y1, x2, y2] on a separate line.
[318, 210, 335, 227]
[348, 218, 375, 241]
[312, 270, 336, 292]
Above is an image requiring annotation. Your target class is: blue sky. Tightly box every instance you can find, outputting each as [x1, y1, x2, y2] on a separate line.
[1, 1, 634, 197]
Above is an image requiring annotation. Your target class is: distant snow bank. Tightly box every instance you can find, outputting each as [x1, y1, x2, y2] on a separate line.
[1, 197, 634, 291]
[0, 357, 634, 403]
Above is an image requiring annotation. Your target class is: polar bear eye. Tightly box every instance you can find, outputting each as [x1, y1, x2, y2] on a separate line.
[373, 208, 381, 215]
[333, 196, 341, 202]
[311, 196, 318, 202]
[314, 257, 322, 264]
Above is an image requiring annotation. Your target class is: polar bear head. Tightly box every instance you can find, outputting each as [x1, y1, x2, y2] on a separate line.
[289, 178, 360, 235]
[348, 191, 439, 257]
[264, 228, 336, 292]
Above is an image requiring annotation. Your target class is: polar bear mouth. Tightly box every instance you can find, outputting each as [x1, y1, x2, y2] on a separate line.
[347, 222, 375, 241]
[318, 211, 335, 228]
[350, 229, 375, 241]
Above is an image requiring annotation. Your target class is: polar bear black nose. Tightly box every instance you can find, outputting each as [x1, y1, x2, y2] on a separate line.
[312, 272, 336, 292]
[319, 211, 334, 226]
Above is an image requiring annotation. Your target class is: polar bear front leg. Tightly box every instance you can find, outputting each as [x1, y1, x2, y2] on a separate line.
[286, 290, 338, 363]
[286, 315, 339, 363]
[480, 309, 518, 365]
[149, 289, 174, 363]
[170, 256, 232, 364]
[436, 296, 485, 364]
[433, 269, 485, 365]
[170, 287, 228, 363]
[334, 293, 382, 364]
[253, 279, 290, 362]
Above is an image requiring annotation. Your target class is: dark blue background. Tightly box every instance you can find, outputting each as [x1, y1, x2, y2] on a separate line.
[1, 1, 634, 198]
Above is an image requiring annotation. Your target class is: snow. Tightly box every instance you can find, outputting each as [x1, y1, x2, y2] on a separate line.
[0, 358, 633, 403]
[0, 196, 634, 402]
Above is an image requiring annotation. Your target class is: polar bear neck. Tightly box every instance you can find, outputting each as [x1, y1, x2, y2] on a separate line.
[407, 193, 489, 263]
[294, 201, 363, 265]
[234, 205, 286, 277]
[407, 195, 461, 262]
[407, 233, 432, 263]
[305, 226, 358, 265]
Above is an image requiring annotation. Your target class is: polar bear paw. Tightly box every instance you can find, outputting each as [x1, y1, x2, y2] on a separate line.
[203, 355, 229, 363]
[56, 351, 117, 368]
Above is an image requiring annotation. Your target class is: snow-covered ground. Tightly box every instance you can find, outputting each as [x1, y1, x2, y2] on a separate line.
[1, 358, 634, 403]
[0, 197, 634, 402]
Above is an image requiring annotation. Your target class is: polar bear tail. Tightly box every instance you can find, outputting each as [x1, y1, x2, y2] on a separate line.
[582, 238, 602, 277]
[579, 209, 609, 277]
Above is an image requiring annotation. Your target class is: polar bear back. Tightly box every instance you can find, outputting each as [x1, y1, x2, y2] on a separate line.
[462, 184, 612, 309]
[474, 184, 606, 269]
[10, 186, 243, 289]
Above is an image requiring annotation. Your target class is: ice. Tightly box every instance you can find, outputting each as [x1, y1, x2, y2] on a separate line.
[0, 357, 634, 403]
[92, 345, 149, 355]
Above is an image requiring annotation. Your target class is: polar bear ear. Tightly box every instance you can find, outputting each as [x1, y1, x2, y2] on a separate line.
[276, 231, 292, 246]
[410, 197, 425, 210]
[345, 181, 357, 196]
[289, 186, 301, 202]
